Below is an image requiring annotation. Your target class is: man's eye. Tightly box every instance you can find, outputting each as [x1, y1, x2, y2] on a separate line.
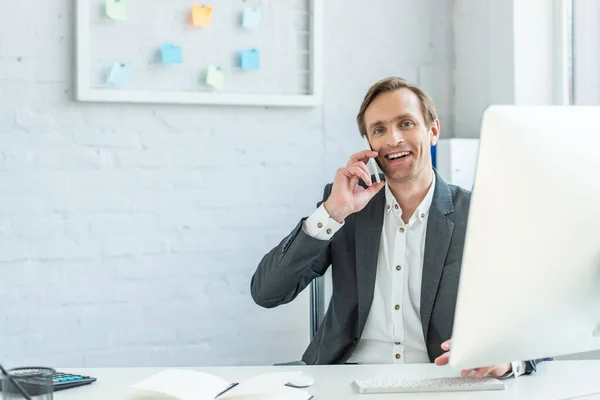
[401, 121, 414, 127]
[374, 128, 384, 135]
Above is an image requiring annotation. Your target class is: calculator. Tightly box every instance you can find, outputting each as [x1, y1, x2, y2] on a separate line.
[51, 371, 97, 391]
[0, 371, 97, 392]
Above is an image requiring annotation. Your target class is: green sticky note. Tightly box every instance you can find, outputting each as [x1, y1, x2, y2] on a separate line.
[206, 65, 225, 89]
[106, 0, 127, 21]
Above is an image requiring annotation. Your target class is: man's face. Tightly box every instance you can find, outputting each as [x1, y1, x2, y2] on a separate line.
[364, 88, 440, 184]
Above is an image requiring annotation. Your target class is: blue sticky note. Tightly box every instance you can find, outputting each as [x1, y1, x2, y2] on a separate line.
[242, 7, 261, 29]
[106, 62, 132, 86]
[161, 44, 183, 64]
[240, 49, 260, 70]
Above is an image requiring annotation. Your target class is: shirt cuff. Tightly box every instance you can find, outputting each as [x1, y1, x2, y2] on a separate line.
[499, 361, 526, 379]
[301, 204, 345, 240]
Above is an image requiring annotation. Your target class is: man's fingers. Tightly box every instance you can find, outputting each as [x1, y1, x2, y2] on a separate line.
[350, 161, 371, 179]
[461, 366, 496, 378]
[437, 339, 502, 379]
[366, 181, 385, 196]
[342, 166, 372, 186]
[347, 150, 379, 166]
[434, 352, 450, 366]
[474, 366, 497, 378]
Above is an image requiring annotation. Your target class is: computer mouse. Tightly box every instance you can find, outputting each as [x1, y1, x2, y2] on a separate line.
[286, 373, 315, 388]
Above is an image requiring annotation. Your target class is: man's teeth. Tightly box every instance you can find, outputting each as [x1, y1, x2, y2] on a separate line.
[388, 152, 410, 160]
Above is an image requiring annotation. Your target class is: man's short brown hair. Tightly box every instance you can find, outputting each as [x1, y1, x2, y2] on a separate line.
[356, 77, 438, 137]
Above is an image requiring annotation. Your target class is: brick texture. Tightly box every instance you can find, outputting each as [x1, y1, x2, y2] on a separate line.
[0, 0, 453, 367]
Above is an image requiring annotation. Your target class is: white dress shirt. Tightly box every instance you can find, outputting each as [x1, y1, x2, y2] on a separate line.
[302, 174, 525, 376]
[347, 175, 435, 364]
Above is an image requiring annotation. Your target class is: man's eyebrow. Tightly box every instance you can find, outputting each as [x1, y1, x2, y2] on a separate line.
[368, 113, 417, 131]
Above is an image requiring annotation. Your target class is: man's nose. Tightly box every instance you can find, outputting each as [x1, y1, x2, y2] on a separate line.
[387, 126, 405, 145]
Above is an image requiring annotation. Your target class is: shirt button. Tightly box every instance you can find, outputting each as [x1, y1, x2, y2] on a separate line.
[395, 354, 401, 359]
[326, 228, 332, 234]
[387, 205, 390, 210]
[395, 342, 401, 345]
[317, 222, 323, 228]
[395, 304, 400, 310]
[399, 227, 405, 233]
[396, 265, 401, 271]
[421, 213, 425, 218]
[394, 204, 399, 209]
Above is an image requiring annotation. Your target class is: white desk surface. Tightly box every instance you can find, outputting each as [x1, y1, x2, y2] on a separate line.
[56, 360, 600, 400]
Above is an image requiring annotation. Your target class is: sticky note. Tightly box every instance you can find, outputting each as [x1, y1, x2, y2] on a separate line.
[106, 0, 126, 21]
[107, 63, 132, 86]
[161, 44, 183, 64]
[206, 65, 225, 89]
[192, 5, 212, 26]
[242, 7, 261, 29]
[240, 49, 260, 71]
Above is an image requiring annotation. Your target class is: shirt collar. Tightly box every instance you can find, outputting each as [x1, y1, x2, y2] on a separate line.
[384, 171, 436, 223]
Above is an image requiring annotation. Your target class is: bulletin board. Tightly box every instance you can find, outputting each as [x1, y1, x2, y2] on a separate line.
[75, 0, 322, 106]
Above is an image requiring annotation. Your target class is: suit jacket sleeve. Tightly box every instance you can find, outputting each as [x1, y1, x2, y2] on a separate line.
[525, 357, 553, 375]
[250, 183, 334, 308]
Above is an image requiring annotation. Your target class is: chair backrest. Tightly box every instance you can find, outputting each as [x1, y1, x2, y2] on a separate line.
[309, 267, 333, 338]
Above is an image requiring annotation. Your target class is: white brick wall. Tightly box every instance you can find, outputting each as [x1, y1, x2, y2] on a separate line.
[0, 0, 453, 368]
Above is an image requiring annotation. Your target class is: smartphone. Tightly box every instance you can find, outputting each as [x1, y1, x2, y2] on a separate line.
[362, 136, 381, 183]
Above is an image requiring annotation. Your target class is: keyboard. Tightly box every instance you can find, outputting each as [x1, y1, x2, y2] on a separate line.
[0, 371, 97, 392]
[352, 377, 506, 394]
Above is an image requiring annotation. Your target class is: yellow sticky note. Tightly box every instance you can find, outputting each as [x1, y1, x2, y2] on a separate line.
[106, 0, 127, 21]
[192, 5, 212, 27]
[206, 65, 225, 89]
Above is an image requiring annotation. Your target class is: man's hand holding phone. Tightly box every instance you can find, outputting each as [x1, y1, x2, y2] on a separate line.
[323, 150, 386, 223]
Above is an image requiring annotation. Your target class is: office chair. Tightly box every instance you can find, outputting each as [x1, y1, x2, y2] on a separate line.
[275, 267, 333, 366]
[309, 267, 333, 338]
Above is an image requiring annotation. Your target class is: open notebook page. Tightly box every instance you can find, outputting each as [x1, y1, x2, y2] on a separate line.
[130, 369, 232, 400]
[220, 386, 313, 400]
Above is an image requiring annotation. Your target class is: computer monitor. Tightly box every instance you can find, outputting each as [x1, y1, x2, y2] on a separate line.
[449, 105, 600, 370]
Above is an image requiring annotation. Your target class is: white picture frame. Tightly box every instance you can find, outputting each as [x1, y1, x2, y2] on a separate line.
[75, 0, 323, 107]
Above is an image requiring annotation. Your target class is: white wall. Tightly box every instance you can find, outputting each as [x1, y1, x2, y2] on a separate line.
[453, 0, 509, 138]
[0, 0, 454, 368]
[453, 0, 567, 137]
[573, 0, 600, 104]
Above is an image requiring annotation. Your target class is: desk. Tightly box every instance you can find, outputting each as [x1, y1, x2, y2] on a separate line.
[56, 360, 600, 399]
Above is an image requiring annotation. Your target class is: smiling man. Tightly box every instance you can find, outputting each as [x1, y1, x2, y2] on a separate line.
[251, 77, 545, 378]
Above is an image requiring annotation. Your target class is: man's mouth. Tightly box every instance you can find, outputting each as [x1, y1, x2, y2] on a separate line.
[385, 151, 412, 160]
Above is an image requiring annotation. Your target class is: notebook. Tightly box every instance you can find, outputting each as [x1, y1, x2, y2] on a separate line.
[129, 369, 313, 400]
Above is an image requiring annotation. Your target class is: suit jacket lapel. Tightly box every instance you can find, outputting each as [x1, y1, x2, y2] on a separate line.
[355, 189, 385, 334]
[420, 172, 455, 342]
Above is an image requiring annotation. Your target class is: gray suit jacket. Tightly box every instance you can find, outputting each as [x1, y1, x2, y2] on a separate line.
[251, 171, 547, 373]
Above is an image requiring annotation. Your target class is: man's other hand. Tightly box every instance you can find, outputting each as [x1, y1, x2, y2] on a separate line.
[434, 339, 511, 378]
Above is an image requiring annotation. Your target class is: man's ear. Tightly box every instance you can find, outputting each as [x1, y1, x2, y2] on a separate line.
[430, 119, 441, 146]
